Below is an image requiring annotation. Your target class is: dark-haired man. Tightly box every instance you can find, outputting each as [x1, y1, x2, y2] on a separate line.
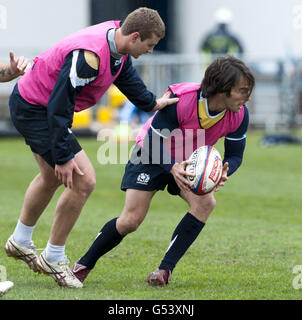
[72, 55, 255, 286]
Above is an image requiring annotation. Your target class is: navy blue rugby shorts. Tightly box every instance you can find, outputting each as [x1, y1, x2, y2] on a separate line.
[9, 84, 82, 168]
[120, 145, 180, 196]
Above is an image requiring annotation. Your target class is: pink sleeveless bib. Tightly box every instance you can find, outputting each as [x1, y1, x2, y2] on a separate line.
[18, 21, 127, 112]
[136, 82, 245, 162]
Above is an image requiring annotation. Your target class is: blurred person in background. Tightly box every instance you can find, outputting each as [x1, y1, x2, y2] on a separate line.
[119, 99, 153, 125]
[200, 8, 244, 73]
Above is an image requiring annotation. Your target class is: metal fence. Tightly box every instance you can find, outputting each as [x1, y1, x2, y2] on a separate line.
[0, 53, 301, 136]
[131, 54, 302, 131]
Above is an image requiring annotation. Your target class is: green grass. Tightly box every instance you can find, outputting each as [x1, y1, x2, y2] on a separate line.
[1, 131, 302, 300]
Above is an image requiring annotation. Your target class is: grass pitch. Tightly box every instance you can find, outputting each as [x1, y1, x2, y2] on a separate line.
[1, 131, 302, 300]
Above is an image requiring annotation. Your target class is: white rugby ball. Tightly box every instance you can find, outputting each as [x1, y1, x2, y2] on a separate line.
[186, 145, 223, 195]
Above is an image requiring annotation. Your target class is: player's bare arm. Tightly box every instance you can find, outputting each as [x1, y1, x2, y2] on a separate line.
[0, 52, 30, 82]
[0, 63, 14, 82]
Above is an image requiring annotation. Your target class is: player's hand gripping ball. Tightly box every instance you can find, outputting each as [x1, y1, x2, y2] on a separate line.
[186, 146, 223, 195]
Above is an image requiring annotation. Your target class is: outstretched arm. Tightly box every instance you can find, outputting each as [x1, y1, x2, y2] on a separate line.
[0, 51, 31, 82]
[114, 55, 178, 112]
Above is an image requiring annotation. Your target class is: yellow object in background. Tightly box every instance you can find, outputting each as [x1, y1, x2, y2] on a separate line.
[108, 85, 127, 108]
[72, 85, 127, 129]
[96, 85, 127, 125]
[97, 105, 114, 123]
[72, 109, 92, 128]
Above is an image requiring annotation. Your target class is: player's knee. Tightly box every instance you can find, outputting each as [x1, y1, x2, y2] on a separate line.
[87, 175, 97, 192]
[192, 195, 216, 216]
[76, 175, 96, 198]
[202, 196, 216, 214]
[38, 173, 61, 190]
[118, 213, 143, 234]
[209, 195, 216, 208]
[125, 216, 142, 233]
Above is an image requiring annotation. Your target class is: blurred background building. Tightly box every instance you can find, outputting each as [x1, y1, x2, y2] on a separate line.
[1, 0, 302, 137]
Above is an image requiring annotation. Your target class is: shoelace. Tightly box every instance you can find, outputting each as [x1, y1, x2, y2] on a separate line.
[28, 242, 37, 252]
[58, 259, 78, 280]
[27, 241, 45, 255]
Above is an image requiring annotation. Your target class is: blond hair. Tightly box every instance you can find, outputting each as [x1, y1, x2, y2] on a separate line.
[121, 7, 165, 41]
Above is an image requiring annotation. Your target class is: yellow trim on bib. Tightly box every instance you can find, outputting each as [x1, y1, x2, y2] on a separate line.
[198, 100, 226, 129]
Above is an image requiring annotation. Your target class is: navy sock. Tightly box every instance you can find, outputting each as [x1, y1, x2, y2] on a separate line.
[159, 212, 205, 272]
[78, 218, 124, 269]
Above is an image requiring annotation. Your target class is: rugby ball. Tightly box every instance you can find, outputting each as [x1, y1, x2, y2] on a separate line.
[186, 146, 223, 195]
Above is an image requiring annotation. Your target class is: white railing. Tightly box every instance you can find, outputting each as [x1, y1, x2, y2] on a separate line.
[0, 51, 301, 133]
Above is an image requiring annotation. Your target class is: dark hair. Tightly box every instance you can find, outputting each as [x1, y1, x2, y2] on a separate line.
[121, 7, 165, 41]
[200, 56, 255, 98]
